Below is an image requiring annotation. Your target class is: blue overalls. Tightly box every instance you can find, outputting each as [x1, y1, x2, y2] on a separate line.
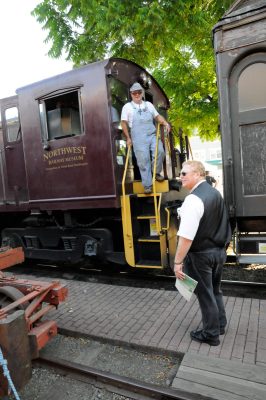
[130, 102, 165, 189]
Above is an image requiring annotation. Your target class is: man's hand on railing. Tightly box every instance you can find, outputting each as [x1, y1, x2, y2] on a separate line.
[126, 137, 132, 147]
[164, 123, 171, 134]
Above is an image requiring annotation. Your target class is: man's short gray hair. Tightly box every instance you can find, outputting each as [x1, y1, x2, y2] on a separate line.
[182, 160, 206, 177]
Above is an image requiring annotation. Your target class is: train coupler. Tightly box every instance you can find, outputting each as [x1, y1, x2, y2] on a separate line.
[28, 320, 58, 359]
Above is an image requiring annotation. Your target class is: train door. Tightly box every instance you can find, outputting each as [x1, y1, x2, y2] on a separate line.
[0, 97, 27, 203]
[230, 53, 266, 217]
[108, 76, 131, 183]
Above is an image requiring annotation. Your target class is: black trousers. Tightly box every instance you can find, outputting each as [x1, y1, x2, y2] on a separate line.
[184, 248, 227, 338]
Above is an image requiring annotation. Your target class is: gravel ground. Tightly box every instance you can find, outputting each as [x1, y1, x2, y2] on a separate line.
[223, 263, 266, 282]
[15, 369, 133, 400]
[13, 335, 181, 400]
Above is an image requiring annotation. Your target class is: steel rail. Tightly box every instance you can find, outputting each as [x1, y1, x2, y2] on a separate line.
[221, 279, 266, 287]
[7, 262, 266, 288]
[35, 355, 213, 400]
[6, 263, 266, 299]
[221, 279, 266, 298]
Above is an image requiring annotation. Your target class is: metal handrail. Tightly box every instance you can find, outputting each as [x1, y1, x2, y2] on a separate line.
[161, 206, 170, 232]
[121, 144, 132, 237]
[153, 124, 172, 235]
[164, 134, 171, 156]
[152, 124, 162, 235]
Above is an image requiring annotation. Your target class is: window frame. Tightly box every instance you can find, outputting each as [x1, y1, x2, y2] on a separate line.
[4, 106, 21, 143]
[37, 87, 84, 143]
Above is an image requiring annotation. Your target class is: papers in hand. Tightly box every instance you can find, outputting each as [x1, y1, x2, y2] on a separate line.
[175, 274, 198, 301]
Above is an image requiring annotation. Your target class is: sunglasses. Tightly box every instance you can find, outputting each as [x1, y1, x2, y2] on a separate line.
[131, 90, 142, 95]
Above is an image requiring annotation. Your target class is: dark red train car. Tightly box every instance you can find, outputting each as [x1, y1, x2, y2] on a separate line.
[0, 58, 184, 268]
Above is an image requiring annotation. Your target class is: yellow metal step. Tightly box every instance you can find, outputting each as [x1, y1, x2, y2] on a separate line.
[137, 193, 161, 198]
[137, 215, 156, 219]
[135, 259, 163, 269]
[133, 180, 169, 194]
[138, 236, 160, 242]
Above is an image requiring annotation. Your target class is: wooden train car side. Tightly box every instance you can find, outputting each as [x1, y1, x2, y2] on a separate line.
[213, 0, 266, 264]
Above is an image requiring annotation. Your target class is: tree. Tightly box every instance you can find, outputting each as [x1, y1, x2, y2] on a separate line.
[32, 0, 234, 140]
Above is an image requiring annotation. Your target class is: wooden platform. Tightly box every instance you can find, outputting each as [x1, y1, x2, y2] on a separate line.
[172, 353, 266, 400]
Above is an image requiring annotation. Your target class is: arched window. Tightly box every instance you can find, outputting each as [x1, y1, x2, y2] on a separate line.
[238, 63, 266, 111]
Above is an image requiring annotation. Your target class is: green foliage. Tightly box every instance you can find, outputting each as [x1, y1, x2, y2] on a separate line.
[32, 0, 234, 140]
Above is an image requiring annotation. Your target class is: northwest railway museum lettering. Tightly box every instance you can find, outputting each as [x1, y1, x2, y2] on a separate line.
[43, 146, 86, 160]
[43, 146, 88, 170]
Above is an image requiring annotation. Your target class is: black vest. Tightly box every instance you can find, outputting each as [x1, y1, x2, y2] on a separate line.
[190, 181, 231, 252]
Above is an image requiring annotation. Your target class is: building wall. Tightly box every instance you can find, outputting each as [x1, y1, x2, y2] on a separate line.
[189, 135, 223, 195]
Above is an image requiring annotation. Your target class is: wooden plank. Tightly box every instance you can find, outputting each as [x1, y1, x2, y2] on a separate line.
[182, 353, 266, 385]
[0, 247, 25, 270]
[177, 366, 266, 400]
[172, 353, 266, 400]
[221, 17, 266, 51]
[172, 377, 246, 400]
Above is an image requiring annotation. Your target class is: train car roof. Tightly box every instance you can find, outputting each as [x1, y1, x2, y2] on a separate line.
[213, 0, 266, 32]
[15, 57, 169, 106]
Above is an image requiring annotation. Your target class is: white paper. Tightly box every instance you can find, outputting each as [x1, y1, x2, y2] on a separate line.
[149, 218, 157, 236]
[175, 274, 198, 301]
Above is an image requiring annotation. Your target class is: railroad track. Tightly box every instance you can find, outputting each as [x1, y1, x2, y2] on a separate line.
[34, 355, 212, 400]
[221, 279, 266, 298]
[7, 262, 266, 298]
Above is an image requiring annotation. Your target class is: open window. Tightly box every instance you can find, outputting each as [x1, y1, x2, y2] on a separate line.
[39, 89, 83, 141]
[108, 77, 129, 167]
[108, 77, 128, 129]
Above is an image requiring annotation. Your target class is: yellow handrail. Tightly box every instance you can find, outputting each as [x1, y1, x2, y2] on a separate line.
[164, 135, 171, 155]
[122, 144, 132, 237]
[152, 123, 162, 235]
[161, 207, 170, 232]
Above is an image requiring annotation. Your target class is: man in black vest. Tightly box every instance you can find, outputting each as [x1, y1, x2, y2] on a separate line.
[174, 160, 231, 346]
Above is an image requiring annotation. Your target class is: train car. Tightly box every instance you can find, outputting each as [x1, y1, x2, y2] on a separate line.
[0, 58, 186, 271]
[213, 0, 266, 264]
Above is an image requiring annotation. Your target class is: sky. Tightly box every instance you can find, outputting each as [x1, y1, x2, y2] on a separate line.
[0, 0, 72, 99]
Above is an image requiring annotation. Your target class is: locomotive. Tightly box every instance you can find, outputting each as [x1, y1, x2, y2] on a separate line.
[0, 58, 186, 271]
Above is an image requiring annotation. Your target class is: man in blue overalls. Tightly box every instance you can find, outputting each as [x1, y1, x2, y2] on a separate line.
[121, 82, 170, 194]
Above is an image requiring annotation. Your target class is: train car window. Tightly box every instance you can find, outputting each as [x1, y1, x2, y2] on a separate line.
[108, 77, 128, 127]
[39, 90, 83, 141]
[5, 107, 20, 142]
[238, 63, 266, 112]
